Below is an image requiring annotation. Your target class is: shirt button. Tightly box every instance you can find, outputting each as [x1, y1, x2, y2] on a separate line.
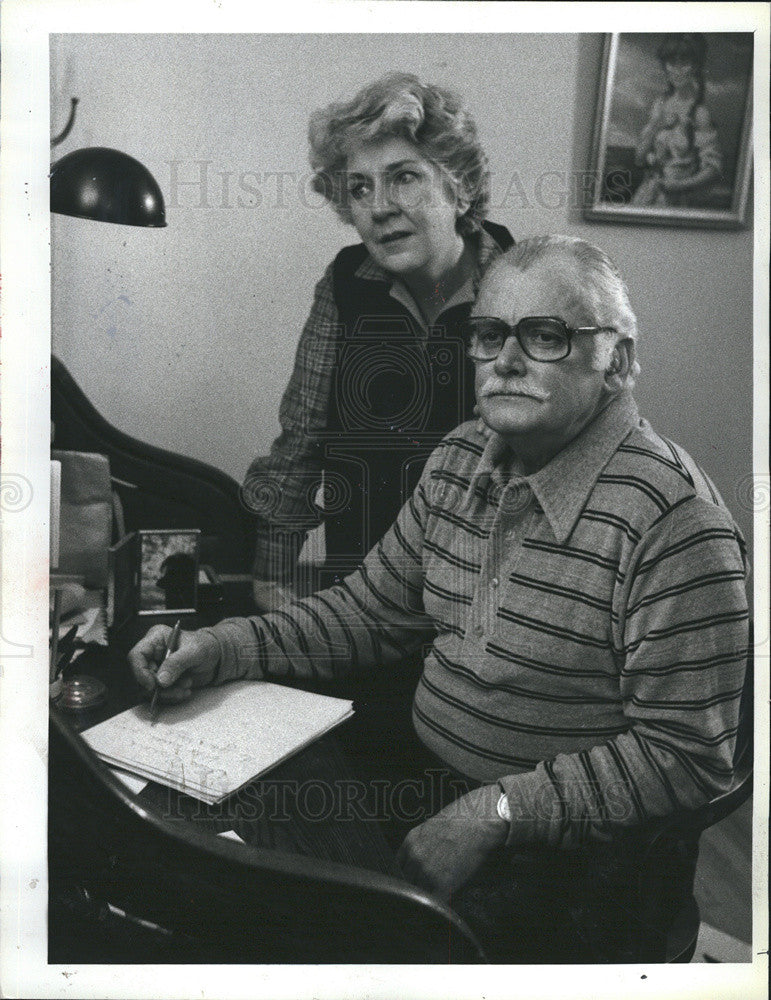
[474, 624, 484, 635]
[491, 577, 499, 588]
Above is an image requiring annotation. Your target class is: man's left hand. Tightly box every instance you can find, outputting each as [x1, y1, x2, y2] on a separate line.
[396, 784, 509, 901]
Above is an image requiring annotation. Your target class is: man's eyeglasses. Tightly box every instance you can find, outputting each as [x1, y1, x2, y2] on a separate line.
[462, 316, 617, 364]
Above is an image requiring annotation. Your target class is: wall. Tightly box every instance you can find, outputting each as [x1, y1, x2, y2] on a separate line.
[50, 33, 754, 547]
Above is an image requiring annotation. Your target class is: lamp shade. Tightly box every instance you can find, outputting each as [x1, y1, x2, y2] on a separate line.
[50, 147, 167, 227]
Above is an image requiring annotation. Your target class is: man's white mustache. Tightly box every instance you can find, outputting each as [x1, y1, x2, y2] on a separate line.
[480, 380, 550, 401]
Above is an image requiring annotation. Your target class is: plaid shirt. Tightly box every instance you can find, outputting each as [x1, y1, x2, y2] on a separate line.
[244, 226, 510, 583]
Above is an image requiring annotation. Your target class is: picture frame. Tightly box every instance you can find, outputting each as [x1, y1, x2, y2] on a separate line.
[106, 530, 138, 630]
[137, 529, 201, 615]
[584, 32, 753, 229]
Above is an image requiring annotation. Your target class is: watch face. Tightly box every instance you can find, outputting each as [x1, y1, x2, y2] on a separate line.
[497, 791, 512, 822]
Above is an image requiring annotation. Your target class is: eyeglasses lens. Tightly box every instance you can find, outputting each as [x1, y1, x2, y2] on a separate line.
[466, 319, 570, 362]
[467, 321, 505, 360]
[519, 319, 570, 361]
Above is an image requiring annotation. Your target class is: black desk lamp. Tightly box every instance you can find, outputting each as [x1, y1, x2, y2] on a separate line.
[50, 99, 167, 709]
[50, 98, 167, 227]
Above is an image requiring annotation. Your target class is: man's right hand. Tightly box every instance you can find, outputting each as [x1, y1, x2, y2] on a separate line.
[128, 625, 221, 704]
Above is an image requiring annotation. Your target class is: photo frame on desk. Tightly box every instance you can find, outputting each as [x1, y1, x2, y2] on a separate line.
[107, 531, 139, 629]
[137, 529, 200, 616]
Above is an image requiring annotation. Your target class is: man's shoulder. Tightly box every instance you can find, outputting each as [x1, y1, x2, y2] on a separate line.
[425, 420, 489, 473]
[605, 420, 733, 522]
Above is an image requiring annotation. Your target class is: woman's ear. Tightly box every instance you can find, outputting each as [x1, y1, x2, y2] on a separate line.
[447, 175, 470, 218]
[604, 338, 634, 392]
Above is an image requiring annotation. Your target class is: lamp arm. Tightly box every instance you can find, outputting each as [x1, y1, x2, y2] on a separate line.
[51, 98, 79, 148]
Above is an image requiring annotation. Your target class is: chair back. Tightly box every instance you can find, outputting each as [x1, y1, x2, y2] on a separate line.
[51, 355, 256, 573]
[49, 707, 486, 963]
[631, 636, 754, 962]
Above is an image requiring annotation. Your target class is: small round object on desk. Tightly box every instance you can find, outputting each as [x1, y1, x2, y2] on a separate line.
[55, 676, 108, 710]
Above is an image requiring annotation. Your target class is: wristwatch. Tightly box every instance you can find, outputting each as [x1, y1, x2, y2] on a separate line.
[496, 790, 512, 823]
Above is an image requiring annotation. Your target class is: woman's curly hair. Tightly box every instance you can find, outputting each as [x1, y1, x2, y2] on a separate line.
[308, 72, 490, 236]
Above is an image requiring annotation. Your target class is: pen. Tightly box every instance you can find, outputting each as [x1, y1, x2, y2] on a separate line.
[150, 619, 182, 725]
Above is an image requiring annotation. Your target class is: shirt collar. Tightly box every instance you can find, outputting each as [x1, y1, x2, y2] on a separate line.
[466, 389, 640, 543]
[355, 226, 506, 332]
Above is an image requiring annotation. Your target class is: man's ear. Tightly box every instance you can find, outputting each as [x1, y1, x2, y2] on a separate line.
[604, 338, 635, 393]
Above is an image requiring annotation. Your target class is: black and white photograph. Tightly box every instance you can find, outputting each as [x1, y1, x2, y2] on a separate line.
[0, 4, 768, 999]
[138, 530, 200, 614]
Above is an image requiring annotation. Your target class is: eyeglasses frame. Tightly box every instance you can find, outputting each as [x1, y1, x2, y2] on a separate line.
[463, 315, 618, 364]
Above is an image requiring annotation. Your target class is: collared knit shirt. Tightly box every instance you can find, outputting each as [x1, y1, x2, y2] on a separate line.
[212, 390, 749, 848]
[243, 225, 509, 582]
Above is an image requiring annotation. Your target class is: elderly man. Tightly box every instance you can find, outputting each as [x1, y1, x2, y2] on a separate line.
[130, 236, 748, 960]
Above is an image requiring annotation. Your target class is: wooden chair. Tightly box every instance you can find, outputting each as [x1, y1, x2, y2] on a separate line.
[48, 646, 753, 965]
[48, 707, 487, 964]
[51, 355, 256, 573]
[629, 646, 754, 963]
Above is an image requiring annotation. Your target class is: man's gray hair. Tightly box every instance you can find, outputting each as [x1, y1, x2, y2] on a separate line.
[494, 235, 640, 382]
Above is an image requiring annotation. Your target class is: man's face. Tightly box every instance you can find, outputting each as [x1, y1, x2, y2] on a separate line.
[473, 260, 612, 461]
[345, 137, 463, 281]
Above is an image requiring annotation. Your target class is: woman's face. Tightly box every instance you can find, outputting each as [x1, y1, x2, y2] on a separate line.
[665, 59, 697, 92]
[344, 136, 465, 283]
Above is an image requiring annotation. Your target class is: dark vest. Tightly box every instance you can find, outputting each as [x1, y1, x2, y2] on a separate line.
[322, 221, 514, 579]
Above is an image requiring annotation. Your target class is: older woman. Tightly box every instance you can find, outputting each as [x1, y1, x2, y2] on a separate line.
[243, 73, 513, 609]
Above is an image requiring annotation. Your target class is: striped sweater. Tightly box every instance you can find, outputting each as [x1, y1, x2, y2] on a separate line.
[210, 390, 749, 847]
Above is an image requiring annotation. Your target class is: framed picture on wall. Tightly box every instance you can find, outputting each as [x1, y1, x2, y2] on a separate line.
[584, 32, 753, 229]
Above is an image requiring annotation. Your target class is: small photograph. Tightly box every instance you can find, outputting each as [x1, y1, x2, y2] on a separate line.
[585, 32, 753, 228]
[137, 529, 200, 615]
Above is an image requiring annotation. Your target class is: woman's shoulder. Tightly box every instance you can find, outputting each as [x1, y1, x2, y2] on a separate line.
[480, 219, 515, 251]
[331, 241, 369, 274]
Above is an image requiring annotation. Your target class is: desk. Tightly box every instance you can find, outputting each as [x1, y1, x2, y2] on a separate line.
[49, 584, 489, 963]
[54, 581, 412, 875]
[50, 586, 706, 964]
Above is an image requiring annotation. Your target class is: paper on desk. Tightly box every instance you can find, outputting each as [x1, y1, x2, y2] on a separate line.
[82, 681, 354, 805]
[217, 829, 246, 844]
[52, 604, 108, 646]
[108, 767, 149, 795]
[77, 604, 108, 645]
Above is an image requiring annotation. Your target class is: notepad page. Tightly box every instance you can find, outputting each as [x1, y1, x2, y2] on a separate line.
[82, 682, 354, 804]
